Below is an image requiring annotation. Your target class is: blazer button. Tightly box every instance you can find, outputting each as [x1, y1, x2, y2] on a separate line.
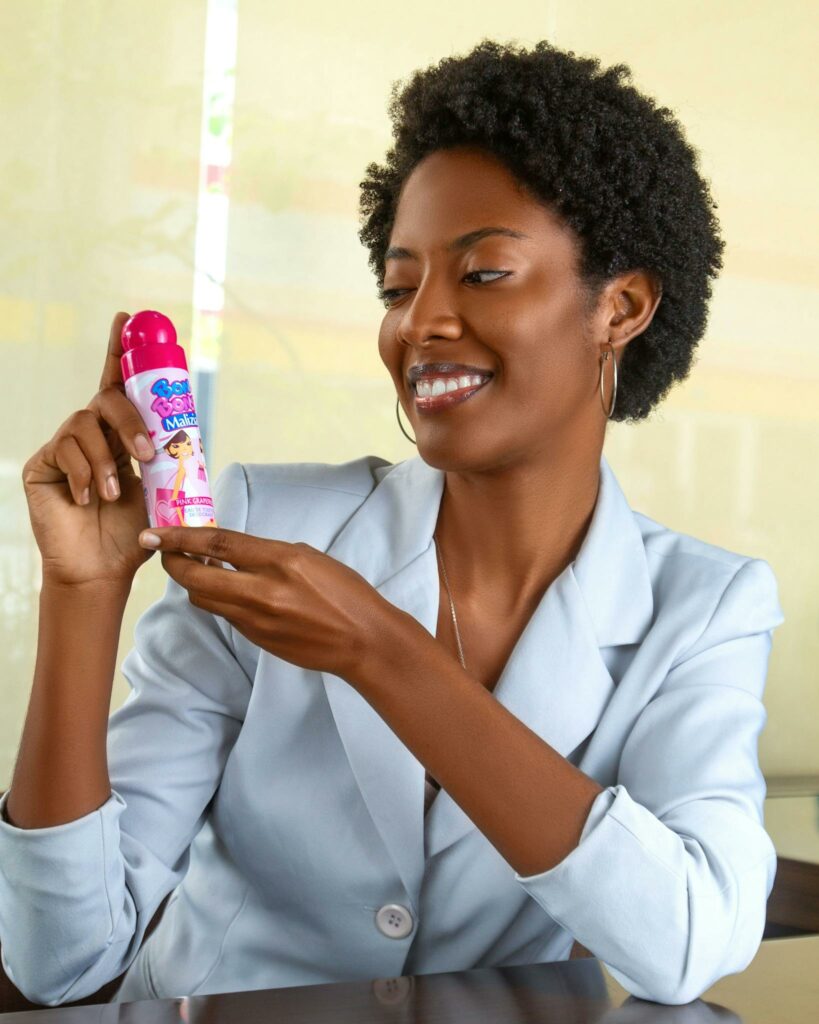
[372, 976, 414, 1004]
[374, 903, 414, 939]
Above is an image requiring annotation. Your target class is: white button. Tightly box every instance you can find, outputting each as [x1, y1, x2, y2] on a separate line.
[372, 976, 413, 1005]
[374, 903, 414, 939]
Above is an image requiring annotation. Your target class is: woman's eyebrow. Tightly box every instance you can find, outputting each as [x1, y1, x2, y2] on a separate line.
[384, 226, 530, 263]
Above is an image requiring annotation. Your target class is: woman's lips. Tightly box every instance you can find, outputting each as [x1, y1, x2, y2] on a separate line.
[412, 376, 492, 413]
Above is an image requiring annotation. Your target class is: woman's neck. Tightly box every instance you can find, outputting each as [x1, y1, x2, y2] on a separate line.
[433, 451, 602, 617]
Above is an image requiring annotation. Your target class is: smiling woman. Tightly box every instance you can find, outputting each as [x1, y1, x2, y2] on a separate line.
[357, 36, 723, 697]
[0, 37, 783, 1011]
[360, 38, 721, 425]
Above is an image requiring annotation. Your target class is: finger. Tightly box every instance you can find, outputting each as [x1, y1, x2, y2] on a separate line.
[49, 434, 94, 505]
[56, 411, 125, 504]
[47, 409, 124, 504]
[90, 385, 156, 463]
[187, 554, 226, 568]
[139, 526, 293, 571]
[99, 312, 132, 392]
[184, 587, 250, 622]
[184, 591, 271, 654]
[160, 550, 249, 605]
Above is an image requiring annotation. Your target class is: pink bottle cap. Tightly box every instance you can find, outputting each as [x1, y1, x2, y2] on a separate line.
[120, 310, 188, 381]
[121, 310, 177, 351]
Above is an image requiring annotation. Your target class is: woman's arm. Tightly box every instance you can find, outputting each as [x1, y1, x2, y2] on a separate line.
[0, 463, 251, 1006]
[6, 581, 130, 829]
[350, 557, 782, 1004]
[352, 610, 604, 877]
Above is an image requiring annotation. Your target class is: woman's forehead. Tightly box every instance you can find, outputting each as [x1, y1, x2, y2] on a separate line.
[397, 149, 529, 212]
[391, 151, 573, 250]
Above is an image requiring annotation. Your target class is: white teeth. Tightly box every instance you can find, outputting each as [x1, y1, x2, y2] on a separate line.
[415, 374, 488, 397]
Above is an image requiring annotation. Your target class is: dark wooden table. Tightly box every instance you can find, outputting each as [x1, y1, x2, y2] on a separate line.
[0, 933, 817, 1023]
[762, 780, 819, 938]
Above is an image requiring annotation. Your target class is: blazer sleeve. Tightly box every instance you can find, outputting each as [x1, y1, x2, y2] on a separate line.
[0, 461, 253, 1007]
[513, 557, 784, 1005]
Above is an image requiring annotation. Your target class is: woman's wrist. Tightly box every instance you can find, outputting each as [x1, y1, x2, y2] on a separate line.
[40, 576, 132, 607]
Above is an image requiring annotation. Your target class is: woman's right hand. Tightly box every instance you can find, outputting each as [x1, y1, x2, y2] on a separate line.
[22, 312, 160, 591]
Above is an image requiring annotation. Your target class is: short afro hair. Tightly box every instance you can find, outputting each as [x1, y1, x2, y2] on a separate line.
[358, 39, 725, 423]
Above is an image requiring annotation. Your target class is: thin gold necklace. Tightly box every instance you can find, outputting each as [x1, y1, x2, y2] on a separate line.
[434, 530, 466, 670]
[426, 531, 465, 795]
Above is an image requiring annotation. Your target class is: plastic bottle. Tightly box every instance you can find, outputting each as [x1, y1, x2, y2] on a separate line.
[120, 310, 217, 529]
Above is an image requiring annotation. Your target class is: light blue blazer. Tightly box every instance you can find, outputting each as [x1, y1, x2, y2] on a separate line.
[0, 453, 784, 1007]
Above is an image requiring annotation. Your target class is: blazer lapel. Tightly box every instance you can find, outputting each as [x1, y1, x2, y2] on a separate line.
[320, 453, 654, 900]
[320, 458, 444, 903]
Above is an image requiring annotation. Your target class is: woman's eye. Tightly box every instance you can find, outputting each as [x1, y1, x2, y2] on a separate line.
[463, 269, 509, 288]
[378, 270, 510, 307]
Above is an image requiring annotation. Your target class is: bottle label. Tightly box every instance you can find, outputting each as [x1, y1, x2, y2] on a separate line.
[124, 369, 217, 530]
[149, 376, 199, 431]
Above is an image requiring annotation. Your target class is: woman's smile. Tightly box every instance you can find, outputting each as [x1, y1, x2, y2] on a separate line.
[412, 375, 493, 413]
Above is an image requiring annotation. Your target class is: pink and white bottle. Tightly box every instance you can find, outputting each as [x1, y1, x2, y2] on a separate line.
[120, 311, 217, 529]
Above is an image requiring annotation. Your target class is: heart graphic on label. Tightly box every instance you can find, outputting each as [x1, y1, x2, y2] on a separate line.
[154, 488, 186, 527]
[155, 499, 177, 526]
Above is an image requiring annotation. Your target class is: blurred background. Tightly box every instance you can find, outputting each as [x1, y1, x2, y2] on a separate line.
[0, 0, 816, 796]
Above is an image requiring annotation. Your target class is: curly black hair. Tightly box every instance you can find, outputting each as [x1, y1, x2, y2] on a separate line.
[358, 39, 725, 423]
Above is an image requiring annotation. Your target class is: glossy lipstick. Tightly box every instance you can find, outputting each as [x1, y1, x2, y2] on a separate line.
[413, 376, 492, 413]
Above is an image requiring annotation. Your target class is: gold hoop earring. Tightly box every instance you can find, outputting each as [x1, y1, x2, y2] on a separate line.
[396, 397, 417, 445]
[599, 340, 618, 419]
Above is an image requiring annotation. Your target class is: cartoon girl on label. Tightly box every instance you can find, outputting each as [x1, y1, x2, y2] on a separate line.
[163, 430, 216, 526]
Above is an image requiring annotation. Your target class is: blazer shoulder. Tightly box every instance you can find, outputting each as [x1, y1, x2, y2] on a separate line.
[243, 453, 395, 498]
[634, 510, 749, 573]
[633, 510, 784, 643]
[230, 454, 395, 548]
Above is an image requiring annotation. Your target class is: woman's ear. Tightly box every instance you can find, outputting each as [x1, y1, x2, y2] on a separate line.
[607, 269, 663, 348]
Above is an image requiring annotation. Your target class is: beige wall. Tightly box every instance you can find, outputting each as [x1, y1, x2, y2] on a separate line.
[1, 0, 816, 786]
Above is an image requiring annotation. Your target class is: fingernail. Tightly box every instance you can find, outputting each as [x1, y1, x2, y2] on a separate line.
[139, 531, 161, 548]
[80, 487, 90, 505]
[106, 474, 120, 499]
[134, 434, 154, 459]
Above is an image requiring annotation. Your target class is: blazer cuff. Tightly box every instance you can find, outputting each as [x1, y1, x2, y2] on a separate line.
[514, 783, 618, 888]
[513, 782, 770, 1005]
[0, 787, 126, 1002]
[514, 783, 688, 1000]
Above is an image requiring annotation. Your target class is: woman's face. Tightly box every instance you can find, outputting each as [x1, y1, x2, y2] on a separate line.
[170, 437, 194, 459]
[378, 145, 615, 472]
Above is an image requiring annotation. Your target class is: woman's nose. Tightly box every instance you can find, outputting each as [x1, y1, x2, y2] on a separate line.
[398, 277, 462, 346]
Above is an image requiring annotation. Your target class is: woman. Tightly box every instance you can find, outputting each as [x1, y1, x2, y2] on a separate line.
[0, 40, 783, 1007]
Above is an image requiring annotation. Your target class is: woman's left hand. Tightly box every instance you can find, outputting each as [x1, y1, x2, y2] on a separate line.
[138, 526, 399, 681]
